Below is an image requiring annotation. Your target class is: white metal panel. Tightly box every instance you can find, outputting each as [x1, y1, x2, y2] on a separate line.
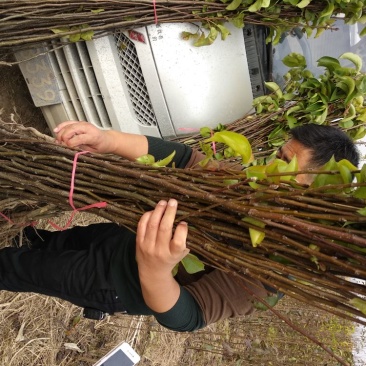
[145, 23, 253, 135]
[86, 35, 161, 136]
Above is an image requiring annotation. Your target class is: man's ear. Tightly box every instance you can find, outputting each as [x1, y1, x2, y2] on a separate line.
[295, 167, 317, 185]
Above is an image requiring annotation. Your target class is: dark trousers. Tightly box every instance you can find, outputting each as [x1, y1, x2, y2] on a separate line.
[0, 223, 126, 314]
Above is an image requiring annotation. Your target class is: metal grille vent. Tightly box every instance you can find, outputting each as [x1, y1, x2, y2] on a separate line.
[114, 31, 157, 127]
[49, 41, 112, 128]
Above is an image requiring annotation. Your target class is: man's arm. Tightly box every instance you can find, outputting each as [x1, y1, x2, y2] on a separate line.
[135, 198, 189, 312]
[54, 121, 149, 160]
[54, 121, 193, 167]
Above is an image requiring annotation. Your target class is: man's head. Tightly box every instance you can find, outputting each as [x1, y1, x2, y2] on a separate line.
[276, 124, 360, 184]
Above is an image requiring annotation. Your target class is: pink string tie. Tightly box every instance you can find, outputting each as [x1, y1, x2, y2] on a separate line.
[48, 151, 107, 230]
[1, 151, 107, 231]
[153, 0, 158, 24]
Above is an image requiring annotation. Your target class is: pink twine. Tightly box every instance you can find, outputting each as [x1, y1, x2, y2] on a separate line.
[153, 0, 158, 24]
[1, 151, 107, 231]
[211, 130, 217, 155]
[48, 151, 107, 230]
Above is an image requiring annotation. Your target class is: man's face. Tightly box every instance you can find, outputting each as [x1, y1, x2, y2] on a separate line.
[276, 139, 314, 185]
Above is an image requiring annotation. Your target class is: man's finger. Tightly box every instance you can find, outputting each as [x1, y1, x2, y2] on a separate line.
[53, 120, 79, 133]
[55, 122, 89, 144]
[141, 200, 168, 246]
[170, 221, 189, 256]
[136, 211, 153, 247]
[155, 199, 179, 244]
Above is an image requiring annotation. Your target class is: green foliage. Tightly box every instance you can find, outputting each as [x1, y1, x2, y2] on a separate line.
[311, 157, 352, 188]
[205, 130, 252, 163]
[246, 156, 299, 186]
[181, 253, 205, 273]
[242, 217, 266, 247]
[135, 151, 176, 167]
[253, 294, 281, 311]
[172, 253, 205, 276]
[253, 52, 366, 147]
[181, 0, 365, 46]
[198, 124, 253, 166]
[182, 23, 231, 47]
[51, 24, 94, 42]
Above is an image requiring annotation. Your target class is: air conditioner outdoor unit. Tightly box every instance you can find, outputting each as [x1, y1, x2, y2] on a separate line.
[14, 23, 268, 139]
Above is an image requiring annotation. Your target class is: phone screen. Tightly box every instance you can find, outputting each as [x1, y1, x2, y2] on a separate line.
[100, 349, 134, 366]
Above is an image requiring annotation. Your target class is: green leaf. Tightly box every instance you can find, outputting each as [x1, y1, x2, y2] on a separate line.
[353, 126, 366, 140]
[337, 159, 355, 184]
[199, 141, 214, 158]
[207, 27, 218, 44]
[357, 207, 366, 216]
[226, 0, 242, 11]
[50, 27, 70, 34]
[277, 155, 298, 181]
[253, 295, 280, 311]
[356, 77, 366, 94]
[304, 26, 313, 38]
[205, 131, 252, 163]
[361, 25, 366, 37]
[317, 56, 341, 72]
[282, 53, 307, 68]
[340, 52, 363, 73]
[265, 81, 283, 98]
[216, 24, 231, 40]
[353, 187, 366, 199]
[181, 253, 205, 274]
[296, 0, 311, 8]
[311, 156, 343, 187]
[286, 115, 298, 128]
[198, 157, 212, 168]
[337, 76, 356, 102]
[200, 127, 212, 138]
[136, 154, 156, 165]
[314, 106, 328, 124]
[242, 217, 266, 247]
[193, 32, 210, 47]
[339, 119, 354, 129]
[230, 12, 245, 28]
[69, 33, 81, 42]
[91, 8, 104, 14]
[268, 125, 286, 148]
[248, 0, 263, 12]
[182, 31, 199, 41]
[319, 2, 334, 19]
[245, 165, 267, 180]
[152, 151, 176, 167]
[214, 123, 226, 132]
[214, 152, 224, 160]
[341, 103, 356, 123]
[80, 29, 94, 41]
[350, 298, 366, 315]
[249, 228, 265, 247]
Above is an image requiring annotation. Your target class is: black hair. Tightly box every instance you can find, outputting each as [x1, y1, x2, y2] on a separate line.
[290, 124, 360, 167]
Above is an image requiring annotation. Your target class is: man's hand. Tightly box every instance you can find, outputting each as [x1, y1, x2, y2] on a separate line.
[54, 121, 113, 153]
[136, 199, 189, 313]
[54, 121, 149, 160]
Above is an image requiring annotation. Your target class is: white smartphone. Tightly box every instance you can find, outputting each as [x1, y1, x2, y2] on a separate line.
[94, 342, 140, 366]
